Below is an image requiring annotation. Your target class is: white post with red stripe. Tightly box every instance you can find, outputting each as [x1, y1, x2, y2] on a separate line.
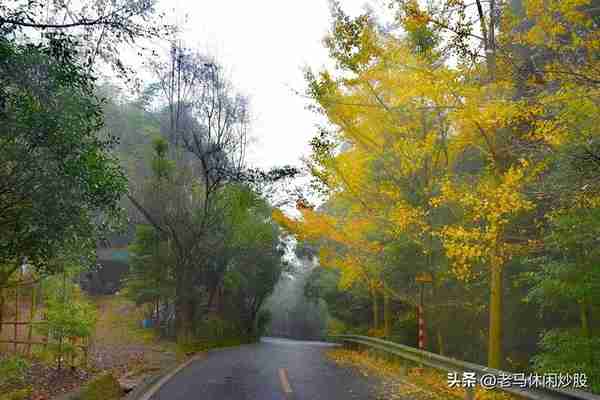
[417, 305, 424, 349]
[416, 273, 432, 350]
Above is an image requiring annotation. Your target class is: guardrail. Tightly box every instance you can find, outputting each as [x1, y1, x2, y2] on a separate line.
[331, 335, 600, 400]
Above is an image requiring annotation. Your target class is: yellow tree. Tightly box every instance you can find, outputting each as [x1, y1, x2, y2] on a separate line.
[276, 7, 456, 337]
[396, 0, 600, 368]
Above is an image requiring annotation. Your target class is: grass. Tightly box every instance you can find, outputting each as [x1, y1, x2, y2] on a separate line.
[0, 388, 32, 400]
[92, 294, 177, 352]
[327, 348, 517, 400]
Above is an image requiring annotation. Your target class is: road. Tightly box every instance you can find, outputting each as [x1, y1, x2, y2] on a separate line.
[150, 337, 384, 400]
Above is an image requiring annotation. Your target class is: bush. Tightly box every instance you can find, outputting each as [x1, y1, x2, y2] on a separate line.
[0, 388, 32, 400]
[79, 372, 122, 400]
[0, 356, 30, 386]
[389, 314, 418, 347]
[327, 317, 348, 336]
[36, 273, 97, 369]
[532, 329, 600, 393]
[256, 309, 272, 338]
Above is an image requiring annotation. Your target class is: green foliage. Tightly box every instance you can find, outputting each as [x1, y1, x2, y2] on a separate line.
[36, 271, 97, 368]
[256, 309, 272, 338]
[327, 317, 349, 336]
[533, 330, 600, 393]
[78, 373, 122, 400]
[216, 185, 285, 337]
[125, 224, 174, 308]
[0, 388, 32, 400]
[0, 356, 30, 386]
[0, 37, 127, 283]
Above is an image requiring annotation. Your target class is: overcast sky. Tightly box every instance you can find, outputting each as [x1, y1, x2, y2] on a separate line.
[158, 0, 386, 172]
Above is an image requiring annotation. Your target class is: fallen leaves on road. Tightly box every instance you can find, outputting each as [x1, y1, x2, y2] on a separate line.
[327, 349, 516, 400]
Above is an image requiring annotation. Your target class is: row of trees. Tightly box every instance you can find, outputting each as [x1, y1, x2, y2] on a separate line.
[274, 0, 600, 390]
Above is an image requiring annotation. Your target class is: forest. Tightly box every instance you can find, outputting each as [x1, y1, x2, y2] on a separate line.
[1, 0, 600, 398]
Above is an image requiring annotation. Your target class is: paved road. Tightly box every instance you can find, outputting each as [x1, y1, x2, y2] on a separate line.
[150, 337, 383, 400]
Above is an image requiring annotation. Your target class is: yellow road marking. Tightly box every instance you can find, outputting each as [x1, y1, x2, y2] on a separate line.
[278, 368, 293, 394]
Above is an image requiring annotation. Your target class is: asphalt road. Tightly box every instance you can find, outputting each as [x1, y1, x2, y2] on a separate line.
[150, 337, 383, 400]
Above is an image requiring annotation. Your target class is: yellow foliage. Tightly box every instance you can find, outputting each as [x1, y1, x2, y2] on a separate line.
[327, 349, 515, 400]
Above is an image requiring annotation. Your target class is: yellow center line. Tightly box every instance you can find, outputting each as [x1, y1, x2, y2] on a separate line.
[278, 368, 293, 394]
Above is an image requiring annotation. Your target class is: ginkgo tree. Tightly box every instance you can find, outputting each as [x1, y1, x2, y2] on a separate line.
[275, 5, 455, 338]
[275, 0, 600, 371]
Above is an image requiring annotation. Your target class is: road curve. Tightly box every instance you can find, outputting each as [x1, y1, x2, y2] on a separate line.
[149, 337, 383, 400]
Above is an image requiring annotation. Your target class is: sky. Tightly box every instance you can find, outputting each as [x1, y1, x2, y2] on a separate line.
[159, 0, 386, 172]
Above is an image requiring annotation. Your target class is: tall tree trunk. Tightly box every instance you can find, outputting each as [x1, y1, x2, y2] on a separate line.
[580, 299, 591, 338]
[175, 256, 195, 345]
[372, 286, 380, 330]
[176, 298, 195, 345]
[488, 259, 503, 369]
[437, 329, 445, 356]
[155, 299, 161, 335]
[579, 298, 595, 368]
[383, 286, 391, 337]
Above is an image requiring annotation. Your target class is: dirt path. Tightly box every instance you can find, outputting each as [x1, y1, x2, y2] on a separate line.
[0, 294, 178, 400]
[89, 295, 177, 375]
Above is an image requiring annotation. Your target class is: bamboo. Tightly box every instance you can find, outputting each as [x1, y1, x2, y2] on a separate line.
[14, 282, 18, 353]
[0, 287, 4, 335]
[0, 339, 48, 345]
[383, 285, 391, 337]
[27, 283, 37, 355]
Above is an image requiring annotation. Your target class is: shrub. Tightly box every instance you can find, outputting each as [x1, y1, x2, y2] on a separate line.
[532, 329, 600, 393]
[327, 317, 348, 336]
[79, 372, 122, 400]
[256, 309, 272, 338]
[0, 388, 32, 400]
[0, 356, 30, 386]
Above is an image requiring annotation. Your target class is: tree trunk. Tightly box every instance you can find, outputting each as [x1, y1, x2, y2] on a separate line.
[372, 286, 379, 330]
[437, 329, 445, 356]
[488, 260, 503, 369]
[176, 298, 195, 345]
[155, 299, 161, 335]
[383, 286, 391, 337]
[580, 299, 591, 338]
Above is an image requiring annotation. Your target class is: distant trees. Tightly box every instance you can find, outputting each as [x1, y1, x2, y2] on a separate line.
[124, 136, 287, 342]
[125, 44, 296, 344]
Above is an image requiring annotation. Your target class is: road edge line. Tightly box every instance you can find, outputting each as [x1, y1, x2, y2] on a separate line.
[133, 353, 206, 400]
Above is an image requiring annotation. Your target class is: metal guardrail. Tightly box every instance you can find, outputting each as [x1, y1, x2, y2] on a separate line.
[331, 335, 600, 400]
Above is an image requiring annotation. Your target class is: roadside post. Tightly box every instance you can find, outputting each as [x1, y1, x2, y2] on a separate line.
[415, 272, 433, 350]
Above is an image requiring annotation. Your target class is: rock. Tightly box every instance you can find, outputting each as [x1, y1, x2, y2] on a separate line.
[118, 377, 143, 393]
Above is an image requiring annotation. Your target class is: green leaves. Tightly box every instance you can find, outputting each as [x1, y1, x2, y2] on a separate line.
[0, 38, 127, 279]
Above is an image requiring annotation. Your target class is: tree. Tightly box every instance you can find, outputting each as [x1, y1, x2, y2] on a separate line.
[125, 224, 175, 331]
[0, 37, 127, 286]
[0, 0, 173, 79]
[128, 45, 297, 343]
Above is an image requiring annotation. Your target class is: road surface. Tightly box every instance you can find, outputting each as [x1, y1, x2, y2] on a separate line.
[150, 337, 384, 400]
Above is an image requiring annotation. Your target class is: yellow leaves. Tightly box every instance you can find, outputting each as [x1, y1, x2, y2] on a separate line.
[431, 161, 538, 280]
[327, 349, 513, 400]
